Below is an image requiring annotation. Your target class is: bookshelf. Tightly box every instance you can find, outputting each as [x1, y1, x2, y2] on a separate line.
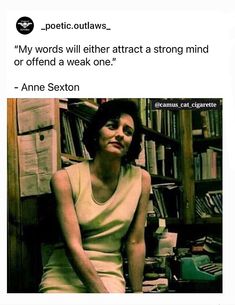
[142, 99, 222, 254]
[59, 100, 96, 164]
[137, 99, 184, 226]
[191, 102, 222, 225]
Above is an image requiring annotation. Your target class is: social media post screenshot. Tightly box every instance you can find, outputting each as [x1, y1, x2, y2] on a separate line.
[5, 10, 232, 97]
[2, 7, 235, 305]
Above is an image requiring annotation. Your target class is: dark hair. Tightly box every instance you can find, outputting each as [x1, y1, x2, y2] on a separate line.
[83, 99, 143, 164]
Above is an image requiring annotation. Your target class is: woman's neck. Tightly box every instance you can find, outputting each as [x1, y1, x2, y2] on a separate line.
[91, 153, 121, 181]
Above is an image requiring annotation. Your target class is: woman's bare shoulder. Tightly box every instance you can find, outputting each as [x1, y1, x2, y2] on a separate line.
[140, 168, 151, 183]
[139, 168, 150, 195]
[51, 169, 71, 191]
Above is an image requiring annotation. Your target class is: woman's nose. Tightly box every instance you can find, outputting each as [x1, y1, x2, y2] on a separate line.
[115, 127, 124, 139]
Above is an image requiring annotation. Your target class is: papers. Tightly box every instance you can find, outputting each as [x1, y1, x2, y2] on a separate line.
[17, 98, 56, 134]
[142, 278, 168, 293]
[16, 99, 58, 196]
[18, 129, 57, 196]
[154, 232, 178, 256]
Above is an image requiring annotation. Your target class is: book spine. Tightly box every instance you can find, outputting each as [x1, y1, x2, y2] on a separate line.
[146, 140, 158, 175]
[157, 144, 165, 176]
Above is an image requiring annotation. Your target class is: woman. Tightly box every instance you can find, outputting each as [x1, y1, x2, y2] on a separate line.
[39, 99, 151, 293]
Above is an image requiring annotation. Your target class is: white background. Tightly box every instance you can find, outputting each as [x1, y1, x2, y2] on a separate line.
[1, 1, 235, 305]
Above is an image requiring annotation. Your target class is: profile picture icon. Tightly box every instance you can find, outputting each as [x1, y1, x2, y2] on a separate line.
[16, 17, 34, 34]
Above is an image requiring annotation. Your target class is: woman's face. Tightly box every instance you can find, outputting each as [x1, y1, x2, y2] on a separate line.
[98, 113, 135, 158]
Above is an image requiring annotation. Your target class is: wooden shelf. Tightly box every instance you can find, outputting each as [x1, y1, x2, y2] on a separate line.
[151, 174, 181, 184]
[195, 178, 222, 184]
[166, 217, 182, 225]
[61, 153, 87, 162]
[193, 136, 222, 143]
[193, 137, 222, 150]
[195, 216, 222, 225]
[192, 106, 223, 226]
[142, 126, 180, 148]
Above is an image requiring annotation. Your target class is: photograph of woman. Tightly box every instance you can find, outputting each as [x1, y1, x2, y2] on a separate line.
[39, 99, 151, 293]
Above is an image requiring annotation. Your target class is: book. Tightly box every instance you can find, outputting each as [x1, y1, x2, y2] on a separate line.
[135, 134, 146, 167]
[201, 152, 208, 180]
[165, 145, 174, 177]
[138, 98, 147, 126]
[172, 111, 178, 139]
[146, 98, 153, 128]
[208, 110, 216, 137]
[146, 140, 158, 175]
[193, 152, 201, 180]
[157, 144, 165, 176]
[152, 187, 167, 218]
[152, 109, 162, 133]
[195, 190, 222, 218]
[192, 110, 203, 137]
[61, 111, 76, 156]
[68, 99, 98, 122]
[206, 191, 222, 214]
[200, 110, 210, 138]
[195, 196, 212, 218]
[173, 153, 178, 179]
[152, 183, 181, 219]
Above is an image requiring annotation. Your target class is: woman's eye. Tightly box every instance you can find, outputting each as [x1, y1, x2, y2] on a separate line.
[106, 122, 117, 129]
[124, 129, 134, 136]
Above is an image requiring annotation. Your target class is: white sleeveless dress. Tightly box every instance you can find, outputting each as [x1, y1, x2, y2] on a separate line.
[39, 161, 142, 293]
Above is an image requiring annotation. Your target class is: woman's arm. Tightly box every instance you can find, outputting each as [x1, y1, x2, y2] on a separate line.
[125, 169, 151, 292]
[51, 169, 109, 293]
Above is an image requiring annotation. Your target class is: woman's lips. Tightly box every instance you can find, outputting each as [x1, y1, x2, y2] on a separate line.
[109, 142, 124, 148]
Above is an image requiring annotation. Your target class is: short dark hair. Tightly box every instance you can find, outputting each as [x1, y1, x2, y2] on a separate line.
[83, 99, 143, 164]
